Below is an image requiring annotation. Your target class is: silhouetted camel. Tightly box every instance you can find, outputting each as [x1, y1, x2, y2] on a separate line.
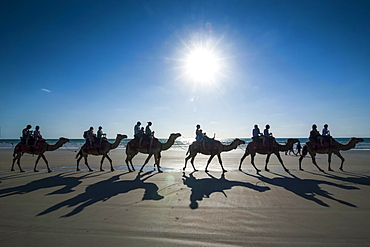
[12, 137, 69, 172]
[299, 137, 363, 172]
[184, 138, 245, 172]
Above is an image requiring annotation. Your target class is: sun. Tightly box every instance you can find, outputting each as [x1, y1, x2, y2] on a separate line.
[185, 48, 220, 83]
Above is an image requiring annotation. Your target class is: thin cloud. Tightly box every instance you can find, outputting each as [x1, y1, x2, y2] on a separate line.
[41, 88, 51, 93]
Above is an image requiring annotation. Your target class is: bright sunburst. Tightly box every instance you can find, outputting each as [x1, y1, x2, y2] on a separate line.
[185, 48, 220, 82]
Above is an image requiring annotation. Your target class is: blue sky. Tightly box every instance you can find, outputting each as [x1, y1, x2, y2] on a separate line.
[1, 0, 369, 139]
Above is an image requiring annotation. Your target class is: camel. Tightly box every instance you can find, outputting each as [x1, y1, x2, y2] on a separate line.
[299, 137, 364, 172]
[239, 138, 299, 172]
[76, 134, 127, 172]
[183, 138, 245, 173]
[125, 133, 182, 173]
[11, 137, 70, 173]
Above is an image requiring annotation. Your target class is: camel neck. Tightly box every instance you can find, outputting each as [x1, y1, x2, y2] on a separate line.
[339, 140, 357, 151]
[222, 142, 238, 152]
[110, 137, 122, 149]
[278, 141, 294, 152]
[47, 139, 65, 151]
[161, 137, 176, 151]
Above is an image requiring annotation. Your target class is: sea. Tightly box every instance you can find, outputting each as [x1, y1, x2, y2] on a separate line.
[1, 138, 370, 150]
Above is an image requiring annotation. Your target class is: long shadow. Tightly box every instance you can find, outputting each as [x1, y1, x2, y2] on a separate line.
[244, 171, 359, 207]
[182, 172, 270, 209]
[304, 170, 370, 187]
[0, 172, 103, 198]
[37, 171, 164, 217]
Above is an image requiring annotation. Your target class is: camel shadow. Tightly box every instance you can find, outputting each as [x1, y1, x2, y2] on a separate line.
[37, 171, 164, 217]
[182, 172, 270, 209]
[304, 170, 370, 187]
[0, 172, 102, 198]
[244, 171, 359, 207]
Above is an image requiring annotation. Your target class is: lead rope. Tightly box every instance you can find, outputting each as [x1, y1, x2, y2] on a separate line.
[63, 143, 78, 152]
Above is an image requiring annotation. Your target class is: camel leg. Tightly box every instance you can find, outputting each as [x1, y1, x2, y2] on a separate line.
[129, 158, 136, 172]
[217, 154, 227, 173]
[264, 154, 271, 172]
[12, 153, 24, 172]
[43, 154, 52, 173]
[184, 154, 191, 171]
[34, 155, 42, 172]
[84, 155, 93, 172]
[76, 154, 82, 171]
[125, 155, 135, 172]
[299, 155, 305, 171]
[310, 154, 324, 172]
[327, 153, 333, 171]
[336, 152, 346, 171]
[239, 151, 249, 170]
[100, 155, 106, 171]
[275, 152, 289, 172]
[140, 154, 153, 172]
[205, 154, 216, 172]
[190, 153, 198, 172]
[106, 154, 114, 172]
[250, 153, 261, 173]
[125, 149, 137, 172]
[155, 154, 162, 173]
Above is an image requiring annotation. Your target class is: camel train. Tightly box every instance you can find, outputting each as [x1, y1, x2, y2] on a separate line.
[11, 123, 363, 173]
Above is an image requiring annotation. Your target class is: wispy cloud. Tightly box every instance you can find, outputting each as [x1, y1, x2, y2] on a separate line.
[41, 88, 51, 93]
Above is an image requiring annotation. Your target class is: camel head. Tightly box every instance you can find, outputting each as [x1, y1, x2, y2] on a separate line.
[286, 138, 299, 144]
[116, 134, 128, 140]
[350, 137, 364, 144]
[169, 133, 182, 139]
[232, 138, 246, 146]
[59, 137, 70, 144]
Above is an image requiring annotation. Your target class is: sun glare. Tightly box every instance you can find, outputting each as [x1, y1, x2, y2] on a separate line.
[185, 48, 220, 82]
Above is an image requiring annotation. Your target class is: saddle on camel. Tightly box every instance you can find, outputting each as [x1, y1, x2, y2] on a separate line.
[192, 138, 221, 154]
[251, 137, 278, 151]
[307, 139, 334, 151]
[17, 137, 46, 154]
[83, 136, 108, 155]
[128, 135, 159, 151]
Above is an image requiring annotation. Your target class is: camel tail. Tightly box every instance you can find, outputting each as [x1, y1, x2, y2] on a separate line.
[186, 146, 190, 156]
[302, 145, 308, 156]
[75, 150, 81, 159]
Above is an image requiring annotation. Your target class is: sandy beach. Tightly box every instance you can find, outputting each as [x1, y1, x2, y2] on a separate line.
[1, 148, 370, 246]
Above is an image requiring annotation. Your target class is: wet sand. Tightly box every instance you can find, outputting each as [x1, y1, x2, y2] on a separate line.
[1, 148, 370, 246]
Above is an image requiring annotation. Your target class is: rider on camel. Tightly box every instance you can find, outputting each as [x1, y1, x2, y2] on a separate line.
[33, 126, 44, 147]
[322, 124, 333, 146]
[96, 126, 106, 147]
[134, 121, 143, 147]
[263, 124, 275, 147]
[145, 122, 154, 150]
[85, 127, 95, 146]
[22, 125, 33, 146]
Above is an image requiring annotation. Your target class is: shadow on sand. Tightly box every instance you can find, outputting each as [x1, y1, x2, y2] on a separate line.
[182, 172, 270, 209]
[37, 171, 164, 217]
[243, 171, 359, 207]
[0, 172, 103, 198]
